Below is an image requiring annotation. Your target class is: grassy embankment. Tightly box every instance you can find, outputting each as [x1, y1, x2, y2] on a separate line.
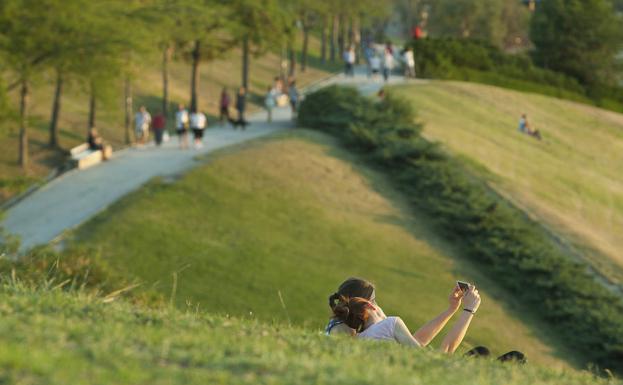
[0, 37, 339, 201]
[67, 130, 583, 369]
[0, 283, 614, 385]
[393, 81, 623, 285]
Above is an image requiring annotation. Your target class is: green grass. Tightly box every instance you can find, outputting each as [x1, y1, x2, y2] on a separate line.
[70, 130, 582, 369]
[392, 81, 623, 284]
[0, 35, 340, 202]
[0, 284, 616, 385]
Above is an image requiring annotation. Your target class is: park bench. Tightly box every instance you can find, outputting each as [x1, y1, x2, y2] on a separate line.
[69, 143, 111, 170]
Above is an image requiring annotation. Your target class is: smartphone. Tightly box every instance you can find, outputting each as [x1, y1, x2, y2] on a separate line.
[457, 281, 471, 293]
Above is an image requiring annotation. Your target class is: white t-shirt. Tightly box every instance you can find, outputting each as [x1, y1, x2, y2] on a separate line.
[370, 56, 381, 70]
[175, 109, 189, 129]
[135, 111, 151, 132]
[358, 317, 398, 342]
[190, 112, 206, 129]
[404, 51, 415, 67]
[383, 51, 394, 69]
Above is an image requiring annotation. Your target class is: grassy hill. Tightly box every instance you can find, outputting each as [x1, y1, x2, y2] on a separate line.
[66, 130, 582, 369]
[0, 284, 613, 385]
[0, 37, 338, 201]
[392, 81, 623, 285]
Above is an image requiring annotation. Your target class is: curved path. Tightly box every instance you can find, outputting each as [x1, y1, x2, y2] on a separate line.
[3, 71, 408, 251]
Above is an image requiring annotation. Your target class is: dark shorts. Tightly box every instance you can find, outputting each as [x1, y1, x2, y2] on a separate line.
[176, 127, 187, 136]
[192, 128, 204, 139]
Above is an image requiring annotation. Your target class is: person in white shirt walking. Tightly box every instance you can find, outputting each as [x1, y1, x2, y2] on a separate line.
[403, 47, 416, 78]
[134, 106, 151, 145]
[382, 43, 394, 82]
[190, 110, 207, 149]
[175, 104, 190, 149]
[343, 45, 356, 77]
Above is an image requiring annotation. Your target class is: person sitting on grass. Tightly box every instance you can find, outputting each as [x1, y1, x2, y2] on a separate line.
[329, 278, 480, 353]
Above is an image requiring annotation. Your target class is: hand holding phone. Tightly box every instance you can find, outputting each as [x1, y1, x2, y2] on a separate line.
[457, 281, 472, 293]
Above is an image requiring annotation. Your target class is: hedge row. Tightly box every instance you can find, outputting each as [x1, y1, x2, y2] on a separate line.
[298, 85, 623, 373]
[409, 38, 623, 113]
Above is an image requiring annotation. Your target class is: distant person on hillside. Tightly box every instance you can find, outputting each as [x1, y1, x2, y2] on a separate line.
[190, 110, 207, 148]
[134, 106, 151, 145]
[219, 88, 231, 126]
[518, 114, 542, 141]
[175, 104, 189, 149]
[518, 114, 528, 133]
[87, 127, 111, 160]
[264, 85, 276, 123]
[234, 87, 247, 130]
[403, 47, 416, 78]
[343, 45, 356, 77]
[326, 278, 480, 354]
[288, 80, 299, 119]
[152, 110, 166, 146]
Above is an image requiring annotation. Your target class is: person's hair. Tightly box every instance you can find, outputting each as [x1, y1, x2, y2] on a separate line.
[332, 295, 372, 332]
[328, 277, 375, 310]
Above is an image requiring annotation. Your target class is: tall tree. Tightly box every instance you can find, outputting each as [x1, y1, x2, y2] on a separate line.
[228, 0, 286, 90]
[0, 0, 61, 168]
[531, 0, 623, 87]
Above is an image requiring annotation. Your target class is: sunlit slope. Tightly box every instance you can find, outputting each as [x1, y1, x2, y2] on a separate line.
[72, 130, 578, 369]
[393, 81, 623, 283]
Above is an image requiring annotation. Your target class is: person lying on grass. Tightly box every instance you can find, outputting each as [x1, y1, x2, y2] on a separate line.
[326, 278, 480, 353]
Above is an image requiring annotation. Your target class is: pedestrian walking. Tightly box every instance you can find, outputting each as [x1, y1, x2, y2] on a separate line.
[219, 87, 231, 126]
[403, 47, 416, 78]
[152, 110, 166, 146]
[190, 110, 207, 148]
[134, 106, 151, 145]
[235, 87, 247, 130]
[175, 104, 189, 149]
[288, 80, 299, 119]
[343, 45, 356, 77]
[265, 86, 276, 123]
[382, 44, 395, 82]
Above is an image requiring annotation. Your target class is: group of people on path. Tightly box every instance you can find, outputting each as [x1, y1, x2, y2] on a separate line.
[326, 277, 526, 363]
[264, 76, 299, 123]
[345, 42, 416, 81]
[130, 77, 300, 150]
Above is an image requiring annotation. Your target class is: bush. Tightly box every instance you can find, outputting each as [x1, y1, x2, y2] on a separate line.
[298, 86, 623, 374]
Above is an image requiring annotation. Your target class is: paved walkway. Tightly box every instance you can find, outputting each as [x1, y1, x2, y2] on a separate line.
[3, 70, 409, 251]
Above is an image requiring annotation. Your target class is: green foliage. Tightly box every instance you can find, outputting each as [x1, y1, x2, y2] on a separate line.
[299, 86, 623, 374]
[427, 0, 531, 48]
[530, 0, 623, 88]
[0, 286, 614, 385]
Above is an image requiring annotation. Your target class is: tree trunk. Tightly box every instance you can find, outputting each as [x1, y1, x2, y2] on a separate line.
[338, 14, 345, 56]
[88, 82, 96, 130]
[330, 14, 338, 62]
[288, 41, 296, 77]
[301, 26, 310, 72]
[352, 17, 361, 65]
[320, 16, 327, 63]
[242, 35, 250, 90]
[190, 40, 200, 113]
[162, 44, 172, 118]
[19, 79, 29, 169]
[124, 76, 132, 144]
[49, 70, 63, 148]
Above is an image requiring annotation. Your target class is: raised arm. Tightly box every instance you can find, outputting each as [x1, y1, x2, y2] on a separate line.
[393, 317, 422, 347]
[412, 285, 464, 346]
[439, 286, 481, 354]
